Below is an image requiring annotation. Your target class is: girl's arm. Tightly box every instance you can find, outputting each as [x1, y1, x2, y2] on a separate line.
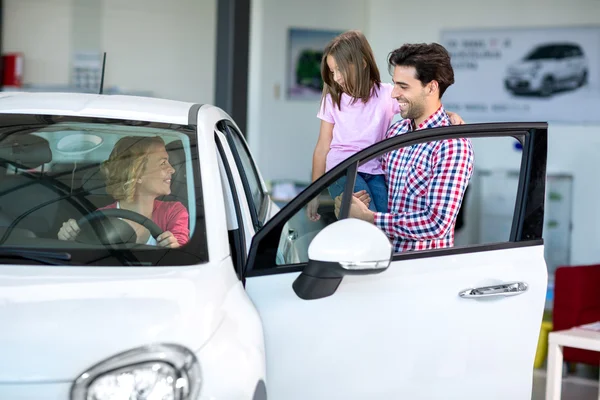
[307, 120, 334, 222]
[311, 120, 334, 182]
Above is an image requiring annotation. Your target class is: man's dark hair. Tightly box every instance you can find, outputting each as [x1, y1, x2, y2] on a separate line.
[388, 43, 454, 98]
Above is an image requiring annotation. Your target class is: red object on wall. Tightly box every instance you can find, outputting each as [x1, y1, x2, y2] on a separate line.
[2, 53, 24, 87]
[552, 265, 600, 365]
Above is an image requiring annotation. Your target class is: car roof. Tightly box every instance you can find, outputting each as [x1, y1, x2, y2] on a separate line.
[536, 42, 581, 49]
[0, 92, 197, 125]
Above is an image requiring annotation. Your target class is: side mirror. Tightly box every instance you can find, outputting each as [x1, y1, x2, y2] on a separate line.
[292, 218, 392, 300]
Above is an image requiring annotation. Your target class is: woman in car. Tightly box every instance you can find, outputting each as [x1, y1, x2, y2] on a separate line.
[57, 136, 189, 248]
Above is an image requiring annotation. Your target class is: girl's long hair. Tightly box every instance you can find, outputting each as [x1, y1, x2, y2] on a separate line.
[320, 30, 381, 112]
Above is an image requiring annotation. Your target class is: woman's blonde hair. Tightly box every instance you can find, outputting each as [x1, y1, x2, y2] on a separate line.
[101, 135, 166, 202]
[320, 30, 381, 112]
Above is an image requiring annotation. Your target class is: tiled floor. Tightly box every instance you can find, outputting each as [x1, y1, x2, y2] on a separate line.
[532, 367, 599, 400]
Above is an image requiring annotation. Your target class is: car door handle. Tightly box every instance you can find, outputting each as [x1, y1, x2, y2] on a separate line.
[458, 282, 528, 298]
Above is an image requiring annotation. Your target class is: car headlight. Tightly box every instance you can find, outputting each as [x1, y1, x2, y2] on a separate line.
[71, 344, 201, 400]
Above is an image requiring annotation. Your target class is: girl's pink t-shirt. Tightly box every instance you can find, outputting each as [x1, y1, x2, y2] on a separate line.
[317, 83, 399, 175]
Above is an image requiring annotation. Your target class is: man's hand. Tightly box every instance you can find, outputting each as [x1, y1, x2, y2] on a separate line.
[355, 190, 371, 208]
[334, 190, 374, 223]
[447, 111, 465, 125]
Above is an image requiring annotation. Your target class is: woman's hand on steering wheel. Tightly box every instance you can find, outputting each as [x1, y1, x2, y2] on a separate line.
[157, 231, 180, 248]
[58, 219, 81, 241]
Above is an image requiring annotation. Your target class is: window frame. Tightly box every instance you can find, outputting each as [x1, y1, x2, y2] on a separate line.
[215, 132, 247, 279]
[243, 122, 548, 278]
[217, 121, 268, 230]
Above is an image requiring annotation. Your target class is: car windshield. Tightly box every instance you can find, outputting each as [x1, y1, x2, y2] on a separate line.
[524, 45, 562, 60]
[0, 114, 207, 266]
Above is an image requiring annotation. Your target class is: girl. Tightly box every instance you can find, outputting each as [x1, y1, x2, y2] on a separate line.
[307, 30, 462, 221]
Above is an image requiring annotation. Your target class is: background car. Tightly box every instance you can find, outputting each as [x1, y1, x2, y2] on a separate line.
[504, 42, 588, 97]
[0, 92, 548, 399]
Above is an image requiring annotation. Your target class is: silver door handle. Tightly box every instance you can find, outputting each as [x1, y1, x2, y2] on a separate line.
[459, 282, 528, 298]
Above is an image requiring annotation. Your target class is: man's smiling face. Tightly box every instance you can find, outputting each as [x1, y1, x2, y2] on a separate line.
[391, 65, 429, 121]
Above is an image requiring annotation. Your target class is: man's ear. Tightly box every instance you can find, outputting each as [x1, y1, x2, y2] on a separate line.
[428, 80, 439, 95]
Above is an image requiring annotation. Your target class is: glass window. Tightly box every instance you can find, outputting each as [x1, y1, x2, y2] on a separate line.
[525, 45, 556, 60]
[222, 123, 265, 226]
[252, 133, 542, 270]
[0, 115, 207, 265]
[276, 170, 346, 265]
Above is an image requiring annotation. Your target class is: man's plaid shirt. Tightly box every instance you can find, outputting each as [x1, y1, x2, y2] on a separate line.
[373, 106, 474, 253]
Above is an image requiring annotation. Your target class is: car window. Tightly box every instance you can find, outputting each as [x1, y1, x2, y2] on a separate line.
[219, 122, 266, 228]
[565, 46, 581, 58]
[275, 170, 346, 265]
[246, 125, 547, 273]
[525, 46, 555, 60]
[0, 115, 207, 266]
[273, 136, 476, 265]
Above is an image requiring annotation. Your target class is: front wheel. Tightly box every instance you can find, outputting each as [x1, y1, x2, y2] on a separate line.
[540, 76, 554, 97]
[578, 70, 588, 87]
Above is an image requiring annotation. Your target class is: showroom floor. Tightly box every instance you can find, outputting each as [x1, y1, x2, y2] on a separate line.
[531, 365, 599, 399]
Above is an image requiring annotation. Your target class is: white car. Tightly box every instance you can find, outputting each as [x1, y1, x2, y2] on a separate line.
[0, 92, 548, 400]
[505, 42, 588, 97]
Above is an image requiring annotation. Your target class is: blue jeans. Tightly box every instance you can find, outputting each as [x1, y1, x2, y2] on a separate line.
[328, 172, 388, 213]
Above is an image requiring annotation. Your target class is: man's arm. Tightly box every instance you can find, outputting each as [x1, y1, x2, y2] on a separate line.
[374, 138, 473, 240]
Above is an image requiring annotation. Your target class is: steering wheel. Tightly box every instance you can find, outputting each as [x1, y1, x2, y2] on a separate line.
[76, 209, 163, 245]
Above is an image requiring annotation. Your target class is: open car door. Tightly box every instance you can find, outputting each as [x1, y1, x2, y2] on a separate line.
[243, 123, 548, 399]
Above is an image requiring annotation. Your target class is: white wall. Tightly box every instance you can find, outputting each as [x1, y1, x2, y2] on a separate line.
[100, 0, 216, 103]
[247, 0, 370, 183]
[72, 0, 103, 52]
[366, 0, 600, 265]
[2, 0, 216, 103]
[2, 0, 73, 85]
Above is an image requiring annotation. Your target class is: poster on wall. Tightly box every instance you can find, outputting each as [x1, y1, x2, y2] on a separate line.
[440, 26, 600, 123]
[287, 28, 342, 101]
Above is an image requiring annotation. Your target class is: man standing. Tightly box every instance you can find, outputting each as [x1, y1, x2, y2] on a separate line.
[345, 43, 474, 252]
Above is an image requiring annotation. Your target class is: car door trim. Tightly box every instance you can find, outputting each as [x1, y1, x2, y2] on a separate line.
[215, 133, 247, 280]
[218, 121, 266, 229]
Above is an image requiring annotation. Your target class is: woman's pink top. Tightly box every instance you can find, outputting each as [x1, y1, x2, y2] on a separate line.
[101, 200, 190, 246]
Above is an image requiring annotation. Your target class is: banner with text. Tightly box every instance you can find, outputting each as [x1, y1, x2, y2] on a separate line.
[441, 26, 600, 123]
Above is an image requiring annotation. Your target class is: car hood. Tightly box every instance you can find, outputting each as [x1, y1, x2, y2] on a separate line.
[508, 60, 543, 73]
[0, 262, 234, 382]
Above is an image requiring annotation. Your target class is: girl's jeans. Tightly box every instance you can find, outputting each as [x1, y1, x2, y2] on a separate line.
[328, 172, 388, 212]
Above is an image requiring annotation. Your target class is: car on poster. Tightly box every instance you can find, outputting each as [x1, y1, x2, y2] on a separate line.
[504, 42, 588, 97]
